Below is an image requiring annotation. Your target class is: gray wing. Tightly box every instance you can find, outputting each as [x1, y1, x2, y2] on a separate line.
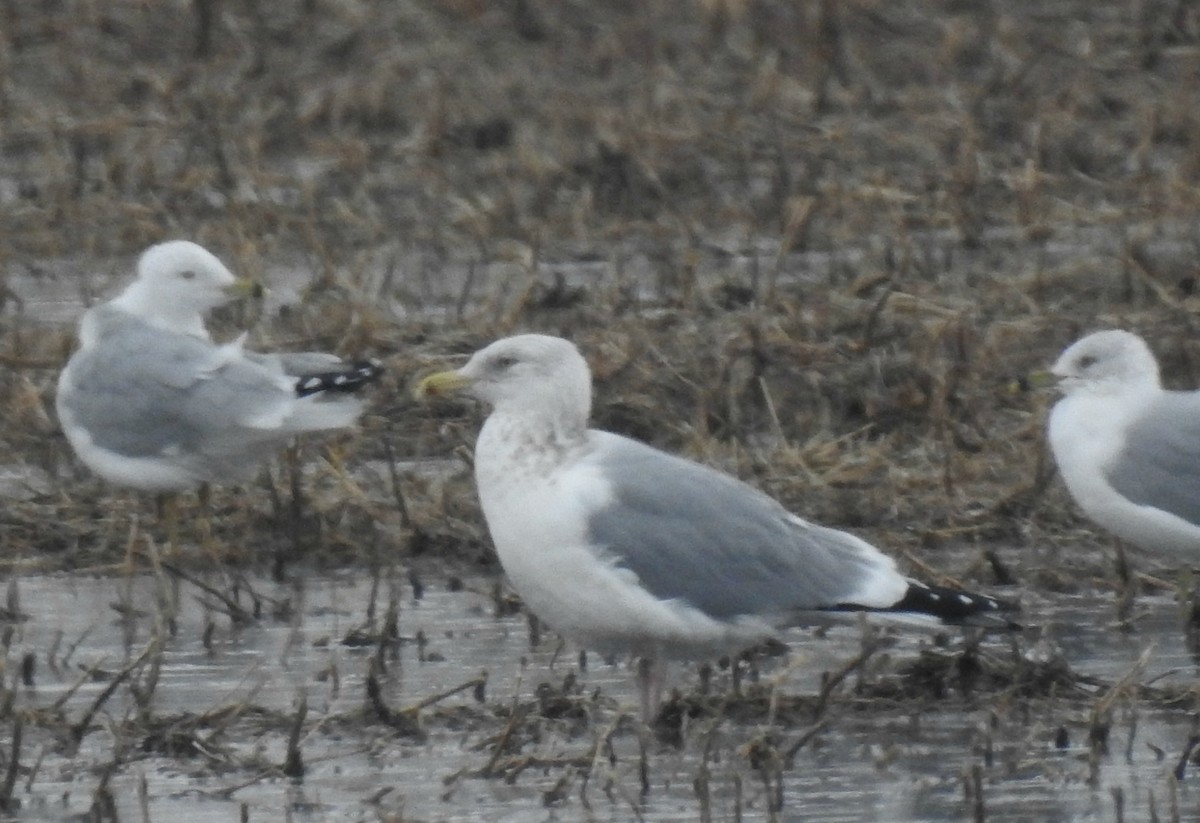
[1106, 391, 1200, 525]
[60, 317, 293, 459]
[243, 350, 345, 376]
[584, 433, 897, 621]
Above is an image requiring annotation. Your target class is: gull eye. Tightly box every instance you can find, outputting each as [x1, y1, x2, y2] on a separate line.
[493, 355, 518, 370]
[1077, 354, 1097, 370]
[179, 270, 196, 280]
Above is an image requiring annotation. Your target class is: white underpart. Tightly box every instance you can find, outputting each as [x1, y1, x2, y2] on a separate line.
[1048, 330, 1200, 557]
[456, 335, 973, 666]
[450, 334, 1011, 722]
[1049, 381, 1200, 556]
[56, 241, 367, 492]
[475, 414, 778, 660]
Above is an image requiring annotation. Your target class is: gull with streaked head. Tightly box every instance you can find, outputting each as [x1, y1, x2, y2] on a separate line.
[418, 333, 1016, 719]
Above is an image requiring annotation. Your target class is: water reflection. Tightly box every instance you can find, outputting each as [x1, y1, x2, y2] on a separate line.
[3, 572, 1199, 822]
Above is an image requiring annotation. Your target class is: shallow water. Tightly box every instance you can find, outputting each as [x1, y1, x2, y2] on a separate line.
[2, 571, 1200, 822]
[9, 218, 1200, 331]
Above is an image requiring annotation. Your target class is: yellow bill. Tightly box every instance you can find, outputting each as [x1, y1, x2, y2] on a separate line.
[224, 278, 265, 299]
[1007, 370, 1059, 394]
[416, 370, 473, 399]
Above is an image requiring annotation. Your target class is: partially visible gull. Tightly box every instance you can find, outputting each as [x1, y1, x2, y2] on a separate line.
[56, 241, 382, 496]
[1048, 329, 1200, 558]
[418, 334, 1016, 717]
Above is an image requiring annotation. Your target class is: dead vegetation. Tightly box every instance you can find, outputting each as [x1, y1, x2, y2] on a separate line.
[2, 0, 1200, 818]
[2, 568, 1198, 821]
[3, 0, 1200, 578]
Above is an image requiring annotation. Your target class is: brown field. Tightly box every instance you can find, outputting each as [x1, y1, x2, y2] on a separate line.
[3, 1, 1200, 819]
[5, 0, 1200, 577]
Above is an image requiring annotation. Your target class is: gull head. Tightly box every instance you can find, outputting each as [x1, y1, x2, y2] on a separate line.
[418, 334, 593, 429]
[1051, 330, 1161, 396]
[114, 241, 260, 323]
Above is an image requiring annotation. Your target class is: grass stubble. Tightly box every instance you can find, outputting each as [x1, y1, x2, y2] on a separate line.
[2, 0, 1200, 819]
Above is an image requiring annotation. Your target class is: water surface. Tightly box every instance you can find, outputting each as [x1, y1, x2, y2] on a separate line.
[3, 572, 1199, 821]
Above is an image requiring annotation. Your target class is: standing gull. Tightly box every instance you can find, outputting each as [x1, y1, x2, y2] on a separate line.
[418, 334, 1015, 717]
[1048, 329, 1200, 558]
[56, 241, 381, 531]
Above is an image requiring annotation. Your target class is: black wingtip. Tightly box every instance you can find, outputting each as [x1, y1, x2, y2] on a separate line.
[888, 580, 1021, 629]
[294, 358, 384, 398]
[825, 580, 1020, 630]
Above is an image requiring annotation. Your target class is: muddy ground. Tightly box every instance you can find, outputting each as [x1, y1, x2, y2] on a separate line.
[3, 0, 1200, 820]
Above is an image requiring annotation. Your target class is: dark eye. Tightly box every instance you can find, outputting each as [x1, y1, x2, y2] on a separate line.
[179, 270, 196, 280]
[1077, 354, 1097, 369]
[493, 355, 518, 370]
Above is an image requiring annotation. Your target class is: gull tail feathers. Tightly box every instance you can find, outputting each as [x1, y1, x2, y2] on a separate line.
[293, 359, 384, 398]
[284, 358, 383, 432]
[825, 579, 1020, 630]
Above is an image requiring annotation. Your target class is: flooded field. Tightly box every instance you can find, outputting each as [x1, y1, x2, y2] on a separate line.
[0, 568, 1198, 822]
[5, 0, 1200, 820]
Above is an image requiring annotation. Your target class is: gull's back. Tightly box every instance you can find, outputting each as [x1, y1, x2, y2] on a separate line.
[1106, 390, 1200, 527]
[583, 431, 904, 622]
[57, 304, 368, 490]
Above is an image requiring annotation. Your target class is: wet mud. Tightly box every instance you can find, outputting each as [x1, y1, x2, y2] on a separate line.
[3, 570, 1200, 821]
[4, 0, 1200, 820]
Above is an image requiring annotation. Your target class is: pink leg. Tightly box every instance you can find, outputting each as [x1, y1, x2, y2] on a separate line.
[636, 657, 667, 722]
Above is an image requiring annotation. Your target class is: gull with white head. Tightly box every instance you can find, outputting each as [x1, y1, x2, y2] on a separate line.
[56, 241, 382, 532]
[418, 334, 1016, 718]
[1047, 329, 1200, 558]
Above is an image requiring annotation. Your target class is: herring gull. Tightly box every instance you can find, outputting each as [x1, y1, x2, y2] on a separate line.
[418, 334, 1016, 717]
[56, 241, 382, 498]
[1048, 329, 1200, 558]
